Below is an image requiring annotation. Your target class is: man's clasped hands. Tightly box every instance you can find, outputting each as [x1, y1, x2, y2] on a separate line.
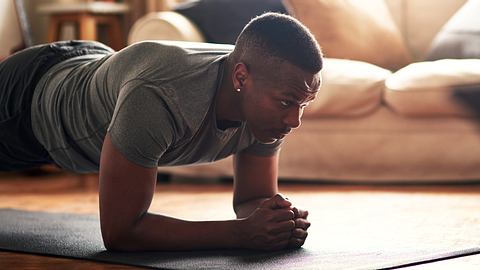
[240, 194, 311, 250]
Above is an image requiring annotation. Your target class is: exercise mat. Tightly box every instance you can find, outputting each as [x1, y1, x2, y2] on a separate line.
[0, 208, 478, 269]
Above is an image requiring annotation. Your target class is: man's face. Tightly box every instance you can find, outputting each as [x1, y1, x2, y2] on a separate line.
[241, 62, 322, 144]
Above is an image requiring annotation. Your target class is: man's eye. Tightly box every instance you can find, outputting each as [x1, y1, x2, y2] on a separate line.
[280, 100, 291, 108]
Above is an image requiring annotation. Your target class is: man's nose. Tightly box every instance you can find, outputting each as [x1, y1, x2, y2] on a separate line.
[284, 107, 302, 129]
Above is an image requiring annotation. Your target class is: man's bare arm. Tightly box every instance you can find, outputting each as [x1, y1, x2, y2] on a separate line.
[99, 134, 294, 251]
[233, 151, 283, 218]
[232, 150, 310, 249]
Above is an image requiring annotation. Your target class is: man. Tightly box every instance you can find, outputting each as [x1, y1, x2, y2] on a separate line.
[0, 13, 323, 251]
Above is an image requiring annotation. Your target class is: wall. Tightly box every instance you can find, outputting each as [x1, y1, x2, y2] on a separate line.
[0, 0, 23, 57]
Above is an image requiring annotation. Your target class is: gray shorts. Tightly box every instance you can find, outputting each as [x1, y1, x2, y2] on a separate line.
[0, 40, 113, 171]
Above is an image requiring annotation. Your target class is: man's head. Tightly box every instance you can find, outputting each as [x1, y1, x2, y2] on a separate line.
[229, 12, 323, 143]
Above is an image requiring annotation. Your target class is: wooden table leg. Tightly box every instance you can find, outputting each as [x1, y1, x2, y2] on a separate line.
[108, 15, 124, 51]
[79, 13, 97, 41]
[48, 16, 61, 42]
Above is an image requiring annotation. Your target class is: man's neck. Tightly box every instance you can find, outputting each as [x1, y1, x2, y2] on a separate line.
[215, 57, 243, 123]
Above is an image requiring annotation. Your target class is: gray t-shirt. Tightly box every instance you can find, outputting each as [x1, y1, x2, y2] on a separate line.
[32, 41, 281, 173]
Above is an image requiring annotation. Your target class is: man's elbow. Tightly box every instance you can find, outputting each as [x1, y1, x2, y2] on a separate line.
[233, 199, 247, 218]
[101, 228, 123, 251]
[101, 225, 135, 251]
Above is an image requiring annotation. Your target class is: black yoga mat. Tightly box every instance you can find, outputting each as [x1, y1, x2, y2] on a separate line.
[0, 208, 478, 270]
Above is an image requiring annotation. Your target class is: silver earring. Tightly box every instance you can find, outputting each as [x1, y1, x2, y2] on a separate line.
[235, 88, 241, 92]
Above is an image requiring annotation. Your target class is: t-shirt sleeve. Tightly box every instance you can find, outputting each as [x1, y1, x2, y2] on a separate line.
[240, 138, 283, 156]
[107, 80, 176, 168]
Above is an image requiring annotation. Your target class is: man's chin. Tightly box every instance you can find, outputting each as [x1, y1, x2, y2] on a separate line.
[262, 138, 278, 144]
[249, 126, 280, 144]
[255, 135, 278, 144]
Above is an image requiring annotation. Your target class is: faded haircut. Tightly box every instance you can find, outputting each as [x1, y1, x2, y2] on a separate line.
[231, 12, 323, 75]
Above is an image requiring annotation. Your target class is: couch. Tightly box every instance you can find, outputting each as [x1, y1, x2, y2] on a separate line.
[127, 0, 480, 183]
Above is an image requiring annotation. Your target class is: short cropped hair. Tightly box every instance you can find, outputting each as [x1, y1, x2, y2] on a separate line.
[231, 12, 323, 75]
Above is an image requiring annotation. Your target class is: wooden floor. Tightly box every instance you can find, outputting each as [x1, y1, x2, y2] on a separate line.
[0, 170, 479, 269]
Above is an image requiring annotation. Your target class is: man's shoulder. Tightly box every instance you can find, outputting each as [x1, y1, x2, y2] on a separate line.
[110, 41, 230, 82]
[128, 40, 234, 52]
[115, 41, 187, 65]
[115, 41, 230, 132]
[121, 41, 232, 63]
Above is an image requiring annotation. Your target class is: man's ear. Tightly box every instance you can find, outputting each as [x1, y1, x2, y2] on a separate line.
[232, 62, 249, 90]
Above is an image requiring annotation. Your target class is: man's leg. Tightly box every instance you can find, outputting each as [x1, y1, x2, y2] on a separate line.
[0, 44, 56, 171]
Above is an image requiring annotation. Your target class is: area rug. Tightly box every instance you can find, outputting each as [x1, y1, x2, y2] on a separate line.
[0, 208, 478, 269]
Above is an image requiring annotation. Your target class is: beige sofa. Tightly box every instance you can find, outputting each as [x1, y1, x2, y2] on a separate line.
[128, 0, 480, 183]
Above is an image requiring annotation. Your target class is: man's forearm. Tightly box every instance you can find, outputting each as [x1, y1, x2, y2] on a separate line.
[234, 198, 270, 218]
[104, 212, 243, 251]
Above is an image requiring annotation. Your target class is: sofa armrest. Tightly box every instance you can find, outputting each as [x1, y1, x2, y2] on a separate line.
[128, 11, 206, 45]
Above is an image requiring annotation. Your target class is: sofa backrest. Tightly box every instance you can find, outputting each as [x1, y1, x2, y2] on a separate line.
[129, 0, 467, 62]
[385, 0, 466, 60]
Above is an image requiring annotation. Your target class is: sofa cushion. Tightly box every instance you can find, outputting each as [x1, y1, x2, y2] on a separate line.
[426, 0, 480, 60]
[283, 0, 411, 71]
[385, 59, 480, 117]
[174, 0, 287, 44]
[303, 58, 390, 118]
[128, 12, 206, 44]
